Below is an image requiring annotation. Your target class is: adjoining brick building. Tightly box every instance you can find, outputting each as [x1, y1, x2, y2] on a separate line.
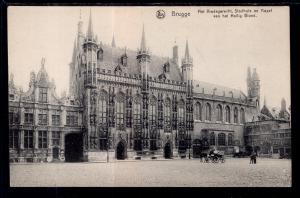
[9, 11, 264, 162]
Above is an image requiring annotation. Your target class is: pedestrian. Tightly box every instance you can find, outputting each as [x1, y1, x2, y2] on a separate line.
[253, 152, 257, 164]
[250, 151, 254, 164]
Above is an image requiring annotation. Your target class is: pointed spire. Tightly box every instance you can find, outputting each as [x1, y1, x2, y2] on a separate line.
[112, 33, 116, 47]
[263, 96, 267, 106]
[87, 8, 94, 40]
[41, 57, 45, 69]
[77, 9, 83, 38]
[281, 98, 287, 111]
[247, 67, 252, 80]
[184, 40, 190, 60]
[72, 38, 77, 61]
[140, 24, 147, 51]
[252, 68, 259, 80]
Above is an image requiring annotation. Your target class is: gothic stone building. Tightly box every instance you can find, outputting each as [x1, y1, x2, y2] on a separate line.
[244, 98, 291, 158]
[9, 12, 260, 162]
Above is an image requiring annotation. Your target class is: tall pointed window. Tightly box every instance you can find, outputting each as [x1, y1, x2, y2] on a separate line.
[157, 94, 164, 129]
[98, 92, 108, 124]
[116, 100, 124, 128]
[194, 102, 202, 120]
[240, 108, 245, 123]
[234, 107, 238, 123]
[133, 100, 141, 125]
[164, 98, 171, 127]
[149, 97, 157, 126]
[178, 100, 184, 125]
[225, 106, 231, 123]
[126, 90, 132, 128]
[216, 104, 222, 122]
[205, 103, 212, 121]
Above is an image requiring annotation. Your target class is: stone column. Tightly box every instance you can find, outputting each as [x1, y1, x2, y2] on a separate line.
[48, 106, 52, 126]
[20, 130, 24, 149]
[61, 106, 66, 126]
[34, 129, 39, 149]
[33, 129, 39, 162]
[20, 105, 24, 125]
[47, 129, 52, 162]
[34, 104, 39, 125]
[18, 130, 25, 162]
[60, 131, 65, 161]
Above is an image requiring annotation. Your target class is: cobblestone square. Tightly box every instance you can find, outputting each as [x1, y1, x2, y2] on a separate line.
[10, 158, 291, 187]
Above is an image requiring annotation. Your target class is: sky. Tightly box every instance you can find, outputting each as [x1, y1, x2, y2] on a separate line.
[8, 6, 290, 109]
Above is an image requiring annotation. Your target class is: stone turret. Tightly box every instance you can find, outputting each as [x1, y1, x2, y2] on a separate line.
[137, 24, 151, 75]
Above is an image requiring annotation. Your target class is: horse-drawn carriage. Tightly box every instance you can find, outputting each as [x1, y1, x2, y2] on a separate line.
[200, 150, 225, 163]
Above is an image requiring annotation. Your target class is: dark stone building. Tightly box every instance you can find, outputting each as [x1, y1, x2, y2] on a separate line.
[9, 11, 263, 162]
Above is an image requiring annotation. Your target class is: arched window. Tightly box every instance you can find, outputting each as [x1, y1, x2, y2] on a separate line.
[116, 94, 125, 128]
[150, 130, 158, 151]
[216, 104, 222, 121]
[133, 102, 141, 125]
[149, 97, 157, 125]
[205, 103, 212, 121]
[98, 91, 108, 124]
[210, 132, 215, 145]
[234, 107, 238, 123]
[194, 102, 202, 120]
[228, 133, 233, 146]
[225, 106, 231, 123]
[164, 98, 171, 126]
[218, 133, 226, 146]
[178, 100, 184, 124]
[240, 108, 245, 123]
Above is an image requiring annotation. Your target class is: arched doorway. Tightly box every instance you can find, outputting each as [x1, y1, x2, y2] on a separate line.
[116, 141, 126, 160]
[164, 142, 172, 159]
[65, 133, 83, 162]
[52, 147, 59, 160]
[192, 139, 202, 158]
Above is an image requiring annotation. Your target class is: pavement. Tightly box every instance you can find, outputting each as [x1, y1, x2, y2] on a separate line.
[10, 157, 291, 187]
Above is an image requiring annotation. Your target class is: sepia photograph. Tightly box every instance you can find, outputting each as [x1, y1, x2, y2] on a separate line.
[8, 6, 291, 187]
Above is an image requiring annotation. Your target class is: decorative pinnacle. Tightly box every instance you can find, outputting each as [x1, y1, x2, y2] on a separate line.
[86, 8, 94, 40]
[140, 23, 147, 51]
[112, 33, 116, 47]
[41, 57, 45, 69]
[184, 40, 190, 60]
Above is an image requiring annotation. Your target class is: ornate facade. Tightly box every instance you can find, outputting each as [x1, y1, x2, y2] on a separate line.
[9, 11, 261, 162]
[244, 98, 291, 158]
